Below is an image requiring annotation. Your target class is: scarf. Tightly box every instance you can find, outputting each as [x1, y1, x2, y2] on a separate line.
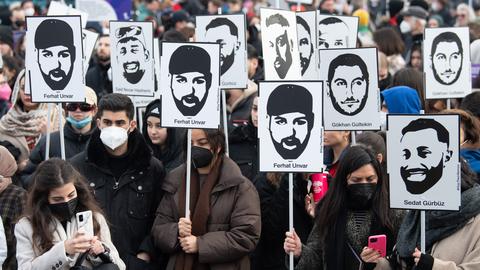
[0, 69, 62, 137]
[0, 104, 46, 137]
[396, 185, 480, 258]
[175, 157, 223, 270]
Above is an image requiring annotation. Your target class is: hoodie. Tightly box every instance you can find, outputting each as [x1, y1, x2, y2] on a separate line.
[142, 99, 184, 172]
[381, 86, 422, 114]
[461, 148, 480, 175]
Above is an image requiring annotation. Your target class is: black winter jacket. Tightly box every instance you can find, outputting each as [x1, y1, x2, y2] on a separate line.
[252, 173, 313, 270]
[20, 122, 94, 188]
[229, 122, 258, 181]
[86, 62, 112, 100]
[70, 128, 165, 270]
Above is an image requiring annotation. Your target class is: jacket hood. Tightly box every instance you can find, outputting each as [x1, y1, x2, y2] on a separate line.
[162, 156, 245, 194]
[142, 99, 184, 167]
[461, 148, 480, 173]
[381, 86, 421, 114]
[86, 127, 152, 171]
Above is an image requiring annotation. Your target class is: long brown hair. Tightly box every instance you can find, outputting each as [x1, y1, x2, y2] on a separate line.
[24, 158, 103, 253]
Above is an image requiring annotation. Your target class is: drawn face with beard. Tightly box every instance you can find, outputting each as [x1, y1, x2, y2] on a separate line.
[297, 16, 313, 76]
[431, 32, 463, 85]
[327, 54, 369, 116]
[400, 119, 452, 194]
[267, 84, 314, 160]
[38, 45, 74, 90]
[168, 45, 212, 116]
[117, 38, 150, 84]
[35, 19, 76, 90]
[266, 14, 293, 79]
[205, 18, 240, 75]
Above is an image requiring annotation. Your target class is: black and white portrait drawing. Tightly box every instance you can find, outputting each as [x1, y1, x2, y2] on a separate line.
[317, 14, 358, 49]
[110, 21, 155, 97]
[319, 47, 380, 130]
[160, 42, 220, 129]
[25, 16, 85, 102]
[82, 29, 99, 78]
[258, 81, 323, 172]
[387, 114, 460, 210]
[260, 8, 301, 80]
[297, 11, 317, 80]
[196, 14, 247, 89]
[424, 27, 471, 99]
[47, 0, 89, 28]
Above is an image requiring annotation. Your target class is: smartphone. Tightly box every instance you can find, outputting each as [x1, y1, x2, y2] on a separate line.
[76, 210, 94, 238]
[368, 234, 387, 257]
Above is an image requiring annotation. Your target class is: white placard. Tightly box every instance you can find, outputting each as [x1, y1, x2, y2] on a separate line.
[296, 11, 318, 80]
[76, 0, 118, 21]
[317, 14, 358, 49]
[82, 29, 99, 76]
[48, 1, 88, 28]
[261, 8, 301, 80]
[320, 47, 380, 130]
[424, 27, 471, 99]
[154, 38, 160, 89]
[288, 0, 314, 5]
[196, 14, 248, 89]
[110, 21, 155, 97]
[387, 114, 460, 210]
[160, 42, 220, 129]
[26, 16, 85, 102]
[259, 81, 323, 172]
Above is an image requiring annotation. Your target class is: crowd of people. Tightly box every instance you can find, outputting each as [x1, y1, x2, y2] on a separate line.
[0, 0, 480, 270]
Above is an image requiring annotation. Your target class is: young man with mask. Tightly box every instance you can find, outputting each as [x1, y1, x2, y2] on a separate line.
[71, 93, 165, 270]
[19, 86, 98, 188]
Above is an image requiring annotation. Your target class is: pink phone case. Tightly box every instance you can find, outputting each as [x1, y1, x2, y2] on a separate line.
[368, 234, 387, 257]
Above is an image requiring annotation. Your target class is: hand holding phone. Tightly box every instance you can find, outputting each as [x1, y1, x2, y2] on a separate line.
[76, 210, 94, 238]
[368, 234, 387, 257]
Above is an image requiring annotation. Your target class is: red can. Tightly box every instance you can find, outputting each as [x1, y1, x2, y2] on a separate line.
[311, 173, 328, 202]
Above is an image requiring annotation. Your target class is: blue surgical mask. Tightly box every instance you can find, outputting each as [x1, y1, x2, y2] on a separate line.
[66, 116, 92, 129]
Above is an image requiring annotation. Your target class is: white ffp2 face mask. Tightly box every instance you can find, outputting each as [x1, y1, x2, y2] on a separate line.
[100, 126, 128, 150]
[399, 20, 412, 34]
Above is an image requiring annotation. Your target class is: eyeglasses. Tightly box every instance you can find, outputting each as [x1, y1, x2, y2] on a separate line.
[66, 103, 95, 112]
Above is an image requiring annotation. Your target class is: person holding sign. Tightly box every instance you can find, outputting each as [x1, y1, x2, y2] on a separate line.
[284, 146, 404, 269]
[15, 158, 125, 270]
[365, 160, 480, 270]
[70, 93, 165, 269]
[152, 128, 261, 270]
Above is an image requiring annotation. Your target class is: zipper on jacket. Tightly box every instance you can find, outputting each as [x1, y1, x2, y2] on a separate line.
[113, 177, 119, 190]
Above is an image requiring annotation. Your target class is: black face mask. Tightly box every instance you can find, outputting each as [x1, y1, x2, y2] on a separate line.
[346, 183, 377, 210]
[191, 146, 214, 169]
[48, 197, 78, 221]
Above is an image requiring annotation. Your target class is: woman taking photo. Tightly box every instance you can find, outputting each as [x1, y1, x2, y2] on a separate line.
[284, 145, 404, 270]
[15, 158, 125, 269]
[152, 128, 261, 269]
[363, 159, 480, 270]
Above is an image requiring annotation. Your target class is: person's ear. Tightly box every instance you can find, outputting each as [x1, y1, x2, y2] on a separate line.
[326, 82, 331, 96]
[235, 41, 241, 50]
[377, 153, 384, 164]
[290, 40, 294, 51]
[129, 120, 137, 132]
[96, 118, 101, 128]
